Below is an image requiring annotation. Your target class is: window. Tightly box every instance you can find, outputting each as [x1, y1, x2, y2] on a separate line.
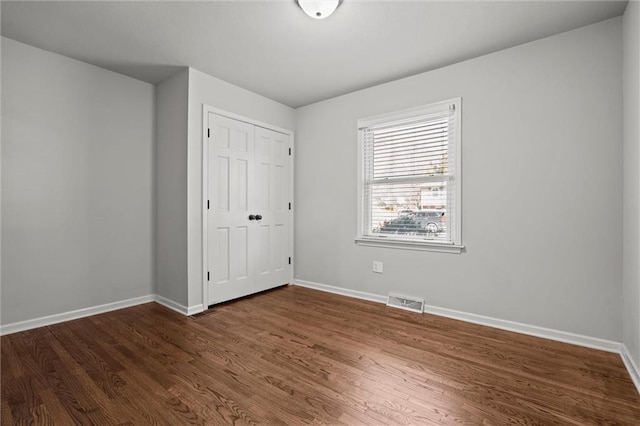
[356, 98, 462, 253]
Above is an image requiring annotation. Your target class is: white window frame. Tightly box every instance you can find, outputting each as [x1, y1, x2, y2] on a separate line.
[355, 98, 463, 254]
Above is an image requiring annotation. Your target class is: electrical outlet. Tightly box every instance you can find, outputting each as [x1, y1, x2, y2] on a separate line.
[373, 261, 383, 274]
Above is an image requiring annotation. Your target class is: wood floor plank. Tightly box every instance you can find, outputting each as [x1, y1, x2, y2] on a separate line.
[0, 337, 23, 380]
[47, 323, 127, 400]
[88, 317, 216, 426]
[1, 399, 15, 425]
[38, 389, 79, 425]
[2, 285, 640, 425]
[5, 330, 109, 425]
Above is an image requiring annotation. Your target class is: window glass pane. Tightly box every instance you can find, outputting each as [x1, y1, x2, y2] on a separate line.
[369, 181, 450, 242]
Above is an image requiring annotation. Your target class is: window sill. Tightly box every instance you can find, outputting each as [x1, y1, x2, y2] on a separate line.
[354, 237, 464, 254]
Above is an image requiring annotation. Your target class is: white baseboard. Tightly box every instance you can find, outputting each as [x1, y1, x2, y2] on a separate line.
[187, 304, 205, 316]
[0, 294, 155, 336]
[621, 344, 640, 394]
[1, 294, 204, 336]
[294, 279, 387, 304]
[292, 279, 622, 354]
[422, 304, 621, 353]
[154, 295, 189, 315]
[153, 295, 203, 316]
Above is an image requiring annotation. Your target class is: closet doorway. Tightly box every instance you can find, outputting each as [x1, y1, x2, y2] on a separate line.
[203, 109, 293, 306]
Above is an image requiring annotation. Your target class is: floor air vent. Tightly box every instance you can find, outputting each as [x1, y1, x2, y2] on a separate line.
[386, 293, 424, 313]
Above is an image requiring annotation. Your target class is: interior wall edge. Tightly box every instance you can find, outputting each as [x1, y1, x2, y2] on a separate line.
[621, 343, 640, 394]
[155, 294, 203, 316]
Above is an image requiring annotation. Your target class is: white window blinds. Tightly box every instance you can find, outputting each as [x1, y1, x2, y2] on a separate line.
[359, 99, 460, 246]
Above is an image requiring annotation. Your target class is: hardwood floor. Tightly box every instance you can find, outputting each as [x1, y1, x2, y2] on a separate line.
[2, 285, 639, 425]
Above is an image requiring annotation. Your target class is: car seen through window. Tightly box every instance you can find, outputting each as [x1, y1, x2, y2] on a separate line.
[377, 210, 446, 236]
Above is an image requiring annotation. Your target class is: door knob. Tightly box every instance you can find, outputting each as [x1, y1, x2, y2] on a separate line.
[248, 215, 256, 221]
[255, 215, 262, 220]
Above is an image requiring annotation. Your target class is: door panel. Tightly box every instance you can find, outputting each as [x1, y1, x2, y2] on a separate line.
[274, 224, 285, 272]
[253, 126, 290, 293]
[216, 228, 229, 283]
[208, 113, 291, 304]
[258, 225, 270, 275]
[257, 162, 270, 210]
[208, 114, 255, 304]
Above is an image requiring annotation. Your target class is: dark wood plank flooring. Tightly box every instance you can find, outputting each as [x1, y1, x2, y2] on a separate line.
[2, 285, 639, 425]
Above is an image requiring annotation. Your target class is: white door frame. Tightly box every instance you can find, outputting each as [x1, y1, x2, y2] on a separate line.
[201, 104, 295, 309]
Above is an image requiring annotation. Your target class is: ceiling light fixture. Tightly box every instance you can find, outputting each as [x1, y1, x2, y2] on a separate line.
[296, 0, 341, 20]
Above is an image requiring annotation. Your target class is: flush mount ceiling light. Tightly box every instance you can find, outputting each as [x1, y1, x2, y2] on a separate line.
[296, 0, 341, 19]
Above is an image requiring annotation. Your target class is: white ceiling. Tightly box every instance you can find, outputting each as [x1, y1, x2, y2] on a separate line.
[1, 1, 628, 108]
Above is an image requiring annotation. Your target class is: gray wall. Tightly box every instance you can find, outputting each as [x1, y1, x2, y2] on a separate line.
[185, 68, 296, 309]
[623, 1, 640, 368]
[1, 38, 155, 324]
[294, 18, 623, 341]
[155, 68, 189, 306]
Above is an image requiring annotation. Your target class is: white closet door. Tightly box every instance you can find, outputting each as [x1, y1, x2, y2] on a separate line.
[208, 114, 255, 304]
[253, 126, 290, 293]
[207, 113, 291, 305]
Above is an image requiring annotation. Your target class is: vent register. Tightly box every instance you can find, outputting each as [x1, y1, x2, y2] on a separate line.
[386, 293, 425, 313]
